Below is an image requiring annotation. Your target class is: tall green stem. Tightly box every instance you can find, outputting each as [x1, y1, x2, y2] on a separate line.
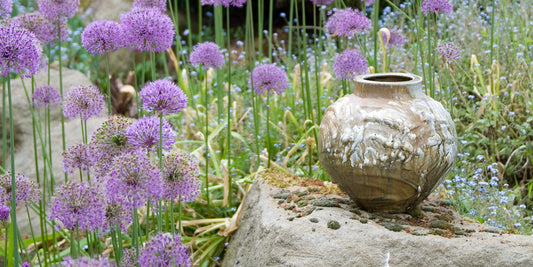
[225, 7, 232, 207]
[266, 93, 271, 168]
[372, 0, 380, 70]
[2, 79, 6, 169]
[105, 54, 112, 115]
[58, 19, 67, 183]
[7, 75, 21, 265]
[204, 72, 210, 205]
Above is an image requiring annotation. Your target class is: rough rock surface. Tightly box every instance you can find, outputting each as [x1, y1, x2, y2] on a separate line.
[222, 173, 533, 267]
[8, 66, 107, 236]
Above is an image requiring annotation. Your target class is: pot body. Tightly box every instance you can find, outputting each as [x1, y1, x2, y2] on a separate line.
[318, 73, 457, 213]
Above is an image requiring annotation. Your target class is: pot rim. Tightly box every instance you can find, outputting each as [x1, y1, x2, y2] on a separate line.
[355, 72, 422, 86]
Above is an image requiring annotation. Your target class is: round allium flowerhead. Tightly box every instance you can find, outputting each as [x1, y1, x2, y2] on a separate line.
[201, 0, 247, 7]
[0, 205, 9, 221]
[133, 0, 167, 12]
[0, 22, 43, 78]
[12, 12, 56, 45]
[37, 0, 79, 19]
[189, 41, 224, 69]
[138, 232, 191, 267]
[61, 256, 116, 267]
[89, 116, 135, 176]
[31, 85, 61, 108]
[48, 181, 106, 231]
[62, 143, 96, 174]
[0, 172, 40, 207]
[140, 79, 187, 115]
[89, 116, 134, 174]
[421, 0, 453, 15]
[436, 42, 460, 63]
[63, 85, 106, 120]
[104, 149, 163, 209]
[120, 8, 175, 53]
[126, 116, 177, 151]
[104, 202, 132, 232]
[82, 20, 122, 55]
[0, 0, 12, 18]
[249, 64, 289, 95]
[325, 8, 371, 37]
[161, 152, 200, 203]
[309, 0, 334, 6]
[333, 48, 368, 80]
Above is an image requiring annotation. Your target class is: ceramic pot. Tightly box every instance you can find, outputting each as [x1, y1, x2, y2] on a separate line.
[318, 73, 457, 213]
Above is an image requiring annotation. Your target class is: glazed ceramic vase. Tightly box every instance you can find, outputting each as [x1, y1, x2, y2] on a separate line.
[318, 73, 457, 213]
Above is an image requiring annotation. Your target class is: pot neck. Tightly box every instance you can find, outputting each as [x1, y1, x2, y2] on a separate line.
[353, 73, 424, 99]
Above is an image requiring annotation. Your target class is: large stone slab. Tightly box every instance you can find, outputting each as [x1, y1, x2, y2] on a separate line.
[223, 172, 533, 267]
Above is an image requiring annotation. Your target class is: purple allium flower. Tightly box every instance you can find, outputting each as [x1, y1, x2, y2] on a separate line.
[12, 12, 56, 45]
[325, 8, 371, 37]
[103, 149, 163, 209]
[63, 85, 106, 120]
[126, 116, 177, 151]
[248, 64, 289, 95]
[161, 152, 200, 203]
[436, 42, 460, 63]
[189, 41, 224, 69]
[333, 48, 368, 80]
[421, 0, 453, 15]
[0, 172, 40, 207]
[31, 85, 61, 108]
[140, 79, 187, 115]
[133, 0, 167, 12]
[366, 0, 375, 6]
[21, 262, 31, 267]
[201, 0, 247, 7]
[104, 202, 132, 232]
[0, 205, 10, 221]
[381, 29, 406, 48]
[37, 0, 79, 19]
[62, 143, 96, 174]
[48, 181, 106, 231]
[89, 116, 135, 176]
[309, 0, 334, 6]
[81, 20, 122, 55]
[138, 232, 191, 267]
[119, 8, 174, 53]
[61, 256, 116, 267]
[0, 22, 43, 78]
[0, 0, 12, 18]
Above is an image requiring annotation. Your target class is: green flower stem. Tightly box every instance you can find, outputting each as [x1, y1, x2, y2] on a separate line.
[266, 93, 271, 168]
[257, 0, 264, 59]
[105, 54, 112, 115]
[185, 0, 193, 47]
[132, 208, 140, 258]
[204, 71, 210, 205]
[2, 79, 6, 169]
[225, 7, 232, 207]
[372, 0, 380, 71]
[287, 0, 295, 64]
[268, 0, 274, 61]
[427, 15, 435, 98]
[25, 206, 43, 266]
[7, 75, 21, 266]
[57, 19, 67, 183]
